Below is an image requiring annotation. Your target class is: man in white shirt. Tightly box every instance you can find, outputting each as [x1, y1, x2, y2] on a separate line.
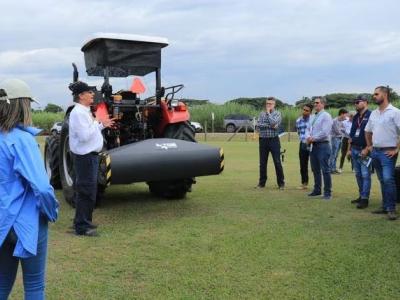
[69, 81, 114, 236]
[364, 86, 400, 220]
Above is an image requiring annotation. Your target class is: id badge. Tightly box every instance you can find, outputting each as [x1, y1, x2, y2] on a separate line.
[355, 129, 360, 137]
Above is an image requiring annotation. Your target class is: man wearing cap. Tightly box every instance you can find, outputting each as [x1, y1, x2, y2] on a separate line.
[305, 96, 333, 200]
[364, 86, 400, 220]
[347, 95, 372, 209]
[69, 81, 114, 236]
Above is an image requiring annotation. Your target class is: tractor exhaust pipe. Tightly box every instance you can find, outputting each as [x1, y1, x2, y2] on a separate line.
[100, 139, 224, 185]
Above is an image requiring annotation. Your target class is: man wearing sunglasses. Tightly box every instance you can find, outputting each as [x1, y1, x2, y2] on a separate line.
[364, 86, 400, 220]
[255, 97, 285, 190]
[347, 95, 371, 209]
[296, 103, 313, 189]
[69, 81, 115, 236]
[305, 97, 333, 200]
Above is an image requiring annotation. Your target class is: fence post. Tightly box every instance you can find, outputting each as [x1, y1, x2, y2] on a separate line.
[204, 121, 207, 142]
[288, 117, 291, 142]
[245, 124, 248, 142]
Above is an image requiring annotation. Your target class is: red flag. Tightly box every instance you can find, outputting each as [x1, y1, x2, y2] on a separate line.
[130, 77, 146, 94]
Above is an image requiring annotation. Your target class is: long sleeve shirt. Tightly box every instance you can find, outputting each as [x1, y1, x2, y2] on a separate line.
[257, 110, 282, 138]
[331, 117, 346, 138]
[0, 126, 59, 258]
[305, 110, 333, 142]
[69, 103, 104, 155]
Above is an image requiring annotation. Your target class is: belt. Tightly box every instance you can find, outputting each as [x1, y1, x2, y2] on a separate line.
[373, 147, 396, 151]
[313, 141, 329, 145]
[351, 145, 364, 150]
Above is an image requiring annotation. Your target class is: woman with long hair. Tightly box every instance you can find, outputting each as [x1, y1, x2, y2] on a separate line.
[0, 79, 59, 299]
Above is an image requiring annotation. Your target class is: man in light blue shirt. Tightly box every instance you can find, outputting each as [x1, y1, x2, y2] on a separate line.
[305, 96, 333, 200]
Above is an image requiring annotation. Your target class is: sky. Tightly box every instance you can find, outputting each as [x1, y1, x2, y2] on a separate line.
[1, 0, 400, 108]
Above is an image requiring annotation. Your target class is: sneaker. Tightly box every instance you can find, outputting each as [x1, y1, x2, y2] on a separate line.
[331, 170, 340, 175]
[337, 168, 343, 173]
[356, 200, 369, 209]
[308, 191, 322, 197]
[254, 184, 265, 189]
[351, 197, 361, 204]
[372, 208, 387, 214]
[387, 211, 398, 221]
[322, 195, 332, 200]
[278, 185, 285, 190]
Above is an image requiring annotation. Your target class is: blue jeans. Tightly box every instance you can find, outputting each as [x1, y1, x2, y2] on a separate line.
[371, 149, 397, 211]
[329, 137, 342, 171]
[351, 148, 371, 199]
[310, 142, 332, 196]
[0, 217, 48, 300]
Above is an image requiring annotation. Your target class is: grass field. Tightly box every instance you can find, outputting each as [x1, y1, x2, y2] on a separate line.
[9, 135, 400, 299]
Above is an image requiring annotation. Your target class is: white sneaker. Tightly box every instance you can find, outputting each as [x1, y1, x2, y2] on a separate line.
[337, 168, 342, 173]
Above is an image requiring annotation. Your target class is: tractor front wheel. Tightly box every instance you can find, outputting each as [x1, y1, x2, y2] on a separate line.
[147, 121, 196, 199]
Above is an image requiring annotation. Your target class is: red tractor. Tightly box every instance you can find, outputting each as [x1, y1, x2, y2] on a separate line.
[44, 33, 224, 206]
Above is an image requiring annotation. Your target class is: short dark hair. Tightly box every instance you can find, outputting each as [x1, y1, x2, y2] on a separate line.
[303, 103, 313, 111]
[375, 86, 391, 100]
[338, 108, 348, 115]
[266, 97, 275, 101]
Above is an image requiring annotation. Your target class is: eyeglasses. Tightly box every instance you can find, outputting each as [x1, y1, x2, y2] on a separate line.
[354, 100, 365, 104]
[373, 93, 379, 96]
[266, 102, 274, 105]
[303, 109, 311, 112]
[314, 101, 321, 104]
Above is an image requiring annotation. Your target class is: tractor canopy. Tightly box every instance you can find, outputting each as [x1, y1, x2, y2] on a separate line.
[81, 33, 169, 77]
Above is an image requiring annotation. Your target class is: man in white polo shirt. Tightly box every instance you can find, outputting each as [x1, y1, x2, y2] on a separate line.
[69, 81, 114, 236]
[363, 86, 400, 220]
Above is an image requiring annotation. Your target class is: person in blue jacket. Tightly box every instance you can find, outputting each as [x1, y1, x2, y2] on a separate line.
[0, 79, 59, 300]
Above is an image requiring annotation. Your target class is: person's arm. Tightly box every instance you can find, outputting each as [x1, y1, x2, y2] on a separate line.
[11, 137, 59, 222]
[69, 110, 103, 143]
[266, 111, 281, 128]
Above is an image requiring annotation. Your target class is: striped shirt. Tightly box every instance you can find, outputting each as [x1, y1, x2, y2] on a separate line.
[296, 116, 310, 143]
[257, 110, 282, 138]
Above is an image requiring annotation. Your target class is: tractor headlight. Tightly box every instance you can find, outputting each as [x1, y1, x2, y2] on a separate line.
[170, 99, 179, 107]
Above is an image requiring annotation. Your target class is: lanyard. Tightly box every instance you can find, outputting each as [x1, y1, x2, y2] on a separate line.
[311, 112, 322, 127]
[356, 111, 367, 129]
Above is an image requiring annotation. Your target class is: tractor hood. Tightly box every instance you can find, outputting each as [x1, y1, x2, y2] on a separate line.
[82, 33, 169, 77]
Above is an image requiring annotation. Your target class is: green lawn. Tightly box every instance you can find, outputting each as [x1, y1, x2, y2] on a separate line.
[9, 135, 400, 299]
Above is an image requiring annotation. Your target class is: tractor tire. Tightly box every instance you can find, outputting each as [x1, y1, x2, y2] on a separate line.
[147, 121, 196, 199]
[59, 117, 76, 207]
[44, 134, 61, 189]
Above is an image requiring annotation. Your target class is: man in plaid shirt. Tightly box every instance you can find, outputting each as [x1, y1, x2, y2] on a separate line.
[255, 97, 285, 189]
[296, 103, 313, 189]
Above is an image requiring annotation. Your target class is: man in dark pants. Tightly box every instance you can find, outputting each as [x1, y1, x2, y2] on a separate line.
[296, 103, 313, 189]
[255, 97, 285, 189]
[347, 95, 371, 209]
[305, 97, 333, 200]
[69, 81, 114, 236]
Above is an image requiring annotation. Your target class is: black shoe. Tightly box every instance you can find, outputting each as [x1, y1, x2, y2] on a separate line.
[351, 197, 361, 204]
[387, 211, 398, 221]
[278, 185, 285, 190]
[76, 228, 99, 237]
[356, 200, 369, 209]
[70, 223, 97, 230]
[254, 184, 265, 189]
[308, 191, 322, 197]
[372, 208, 387, 214]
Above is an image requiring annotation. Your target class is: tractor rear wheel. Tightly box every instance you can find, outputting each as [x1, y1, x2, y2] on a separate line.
[147, 121, 196, 199]
[59, 118, 76, 207]
[44, 134, 61, 189]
